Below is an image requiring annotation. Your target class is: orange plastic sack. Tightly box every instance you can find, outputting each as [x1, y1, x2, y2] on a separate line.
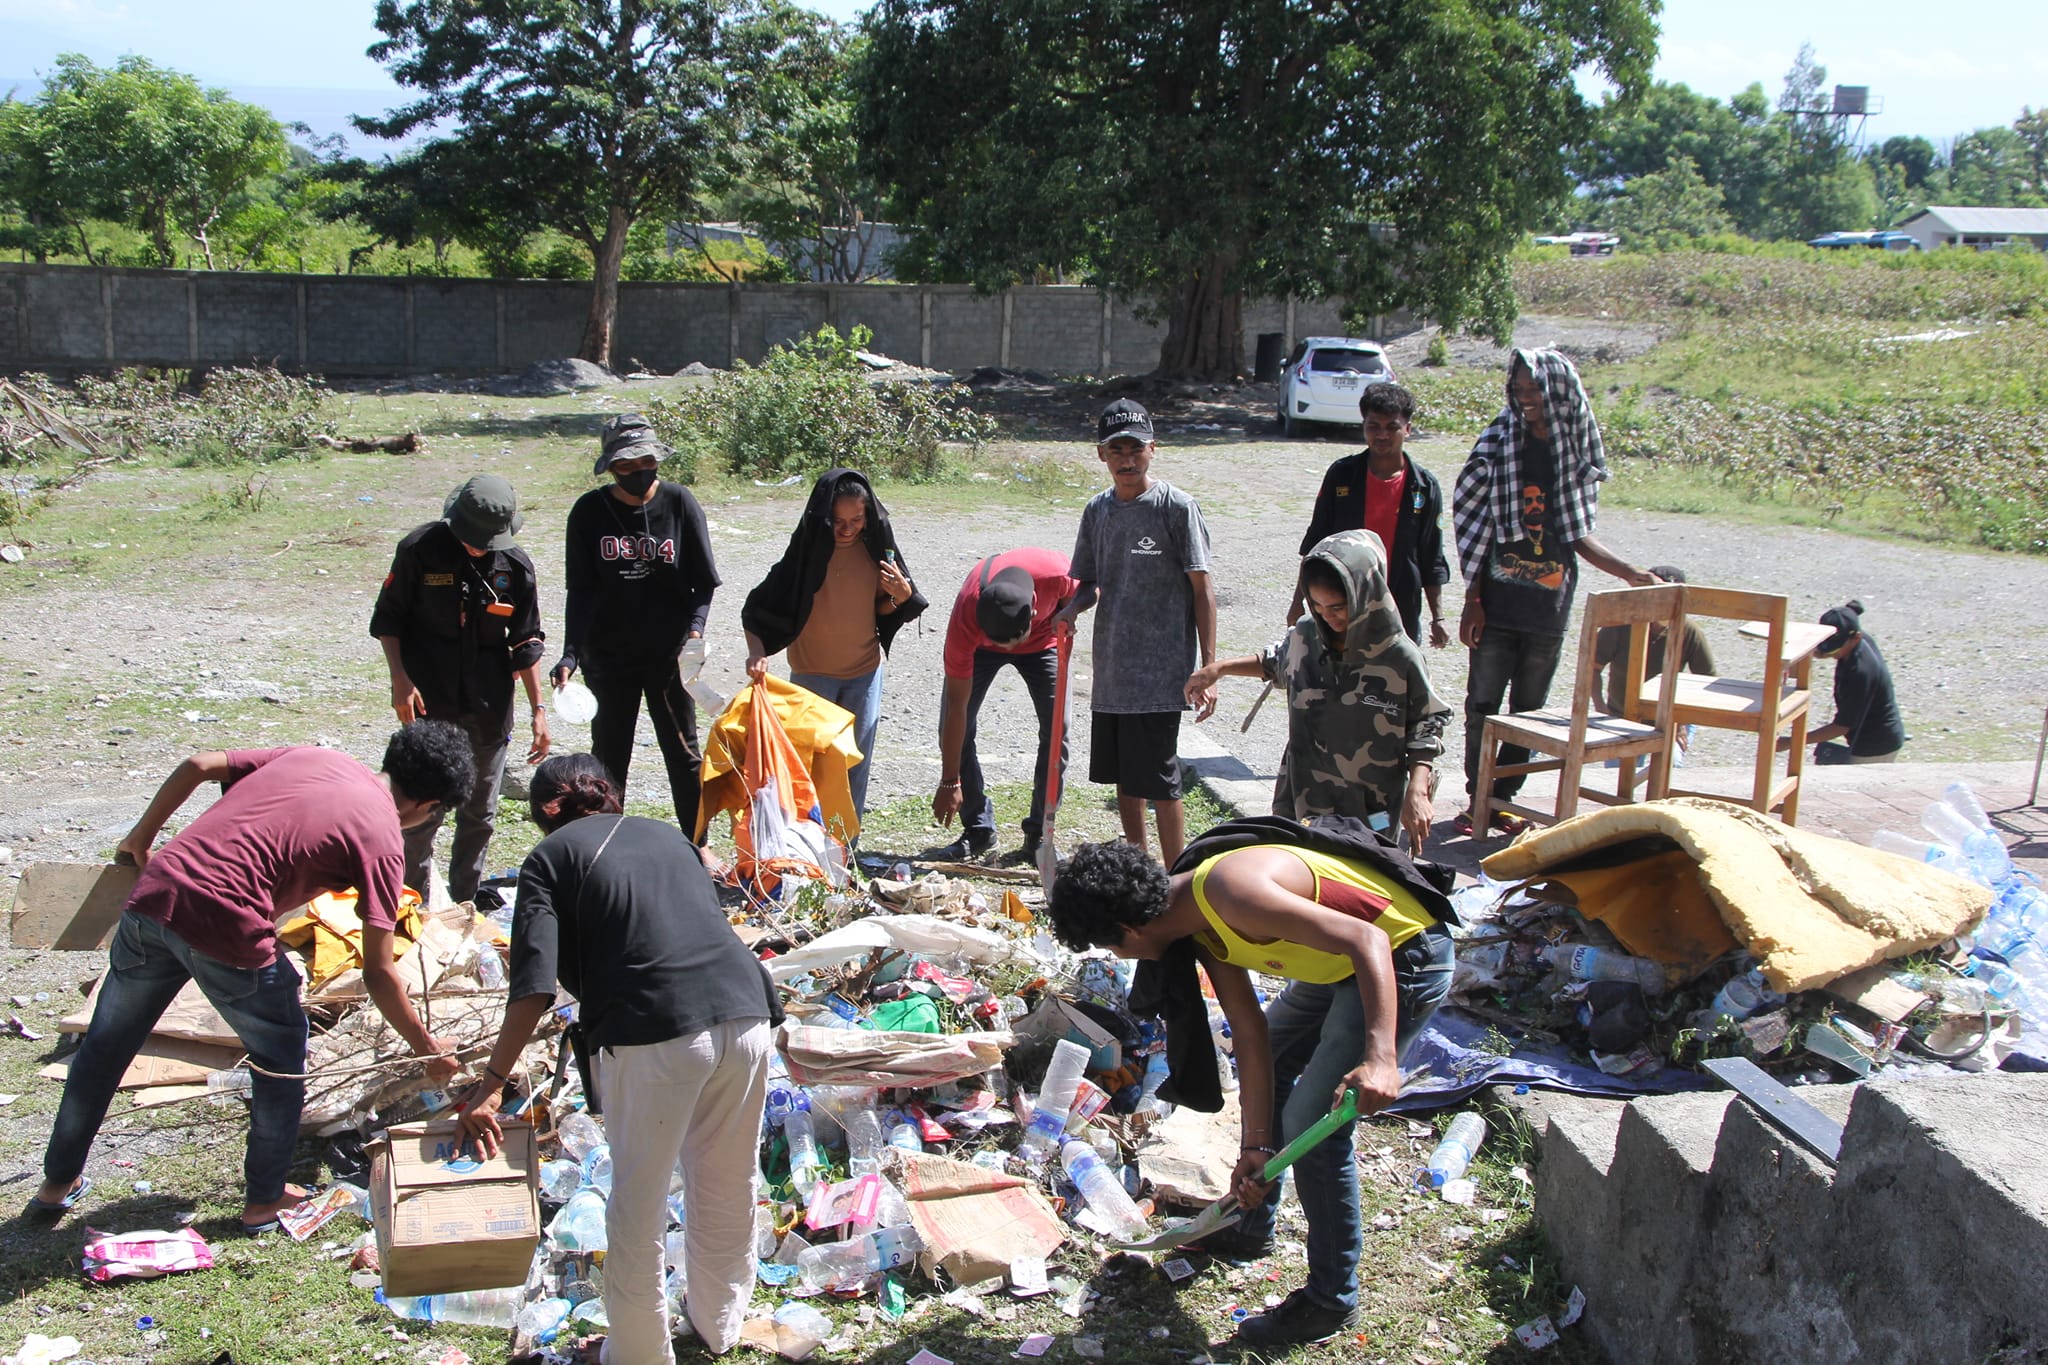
[716, 679, 850, 894]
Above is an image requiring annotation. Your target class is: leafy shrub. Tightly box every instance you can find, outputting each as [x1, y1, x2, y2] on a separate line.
[643, 325, 995, 484]
[66, 366, 332, 464]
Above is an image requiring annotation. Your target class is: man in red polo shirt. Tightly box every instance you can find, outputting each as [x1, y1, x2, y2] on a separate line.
[930, 548, 1076, 862]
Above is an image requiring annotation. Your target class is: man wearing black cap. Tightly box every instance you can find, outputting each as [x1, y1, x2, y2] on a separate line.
[552, 415, 721, 832]
[1057, 399, 1217, 868]
[930, 548, 1078, 861]
[371, 475, 549, 902]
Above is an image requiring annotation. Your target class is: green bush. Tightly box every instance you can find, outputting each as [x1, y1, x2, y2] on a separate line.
[65, 366, 331, 464]
[644, 325, 995, 484]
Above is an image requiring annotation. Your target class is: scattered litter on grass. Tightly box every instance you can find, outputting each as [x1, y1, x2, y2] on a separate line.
[1515, 1315, 1560, 1349]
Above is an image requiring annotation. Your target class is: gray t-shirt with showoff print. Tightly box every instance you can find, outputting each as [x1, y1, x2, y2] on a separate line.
[1070, 479, 1212, 713]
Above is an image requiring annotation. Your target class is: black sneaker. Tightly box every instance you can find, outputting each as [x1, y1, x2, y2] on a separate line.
[932, 831, 995, 861]
[1235, 1287, 1361, 1347]
[1184, 1220, 1275, 1263]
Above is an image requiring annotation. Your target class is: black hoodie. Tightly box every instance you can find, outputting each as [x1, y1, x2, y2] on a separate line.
[741, 468, 929, 656]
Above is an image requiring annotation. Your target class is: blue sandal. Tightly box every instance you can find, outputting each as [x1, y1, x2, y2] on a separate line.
[24, 1175, 92, 1222]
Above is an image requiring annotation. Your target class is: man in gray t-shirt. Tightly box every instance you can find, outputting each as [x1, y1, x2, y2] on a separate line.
[1058, 399, 1217, 867]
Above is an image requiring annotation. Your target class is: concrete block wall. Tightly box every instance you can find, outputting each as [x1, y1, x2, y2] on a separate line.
[1531, 1074, 2048, 1365]
[0, 261, 1394, 379]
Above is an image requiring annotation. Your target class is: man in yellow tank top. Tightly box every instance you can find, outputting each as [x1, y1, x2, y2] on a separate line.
[1049, 836, 1453, 1347]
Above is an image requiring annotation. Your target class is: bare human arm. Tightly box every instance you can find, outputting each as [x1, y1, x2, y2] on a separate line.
[361, 924, 459, 1085]
[1053, 581, 1098, 626]
[1188, 569, 1219, 720]
[1201, 950, 1278, 1209]
[516, 659, 551, 764]
[743, 628, 771, 682]
[1425, 584, 1450, 649]
[933, 674, 973, 825]
[377, 636, 426, 723]
[1183, 654, 1265, 719]
[454, 991, 555, 1157]
[1575, 536, 1656, 587]
[116, 751, 234, 869]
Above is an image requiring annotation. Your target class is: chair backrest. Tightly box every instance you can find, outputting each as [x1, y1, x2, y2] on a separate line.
[1677, 585, 1791, 705]
[1568, 584, 1689, 738]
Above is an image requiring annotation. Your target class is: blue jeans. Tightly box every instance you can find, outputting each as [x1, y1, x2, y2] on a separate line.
[45, 913, 309, 1204]
[1463, 625, 1567, 799]
[791, 664, 885, 820]
[960, 646, 1065, 845]
[1235, 927, 1456, 1311]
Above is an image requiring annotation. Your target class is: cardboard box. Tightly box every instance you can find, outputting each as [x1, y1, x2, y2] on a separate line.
[368, 1118, 539, 1296]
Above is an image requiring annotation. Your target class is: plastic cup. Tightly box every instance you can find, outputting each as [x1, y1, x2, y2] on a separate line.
[553, 681, 599, 725]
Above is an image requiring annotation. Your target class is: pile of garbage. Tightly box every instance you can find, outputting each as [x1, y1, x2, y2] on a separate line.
[1441, 780, 2039, 1088]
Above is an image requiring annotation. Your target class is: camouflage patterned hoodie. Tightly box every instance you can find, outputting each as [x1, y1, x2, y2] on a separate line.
[1258, 529, 1451, 824]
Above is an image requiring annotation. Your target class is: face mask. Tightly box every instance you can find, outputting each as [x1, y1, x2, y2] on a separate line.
[614, 467, 658, 497]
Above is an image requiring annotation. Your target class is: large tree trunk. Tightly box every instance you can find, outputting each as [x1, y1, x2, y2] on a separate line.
[1156, 251, 1245, 380]
[578, 205, 632, 368]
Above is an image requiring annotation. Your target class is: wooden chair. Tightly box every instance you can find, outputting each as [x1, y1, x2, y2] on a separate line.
[1633, 587, 1818, 825]
[1474, 584, 1687, 831]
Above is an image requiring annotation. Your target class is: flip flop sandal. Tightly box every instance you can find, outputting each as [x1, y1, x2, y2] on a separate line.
[239, 1216, 282, 1237]
[24, 1175, 92, 1222]
[1451, 811, 1478, 838]
[1490, 811, 1533, 836]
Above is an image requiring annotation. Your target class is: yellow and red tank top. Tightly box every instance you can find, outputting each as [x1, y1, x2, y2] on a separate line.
[1190, 846, 1437, 984]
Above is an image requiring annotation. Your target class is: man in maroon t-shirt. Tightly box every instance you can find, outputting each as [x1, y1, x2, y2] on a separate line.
[28, 722, 474, 1232]
[930, 548, 1077, 861]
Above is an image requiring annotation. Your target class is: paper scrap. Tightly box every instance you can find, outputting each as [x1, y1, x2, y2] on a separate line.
[1558, 1286, 1586, 1328]
[907, 1351, 955, 1365]
[1072, 1339, 1104, 1361]
[1012, 1335, 1054, 1359]
[1515, 1315, 1560, 1349]
[1008, 1257, 1049, 1295]
[1162, 1258, 1196, 1283]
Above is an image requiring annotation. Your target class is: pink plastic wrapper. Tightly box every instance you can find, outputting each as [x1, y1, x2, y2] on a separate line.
[803, 1173, 882, 1232]
[82, 1227, 216, 1282]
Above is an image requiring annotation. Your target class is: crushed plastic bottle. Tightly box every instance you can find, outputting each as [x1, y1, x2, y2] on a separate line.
[556, 1110, 605, 1162]
[784, 1109, 823, 1193]
[1418, 1112, 1487, 1189]
[539, 1159, 582, 1204]
[1870, 829, 1968, 878]
[1922, 801, 2015, 887]
[383, 1286, 522, 1327]
[885, 1122, 924, 1154]
[795, 1225, 923, 1291]
[516, 1297, 573, 1345]
[1022, 1039, 1091, 1159]
[581, 1143, 615, 1197]
[842, 1104, 886, 1176]
[1708, 969, 1783, 1023]
[1059, 1139, 1148, 1241]
[1135, 1051, 1173, 1119]
[549, 1188, 609, 1253]
[1542, 944, 1668, 996]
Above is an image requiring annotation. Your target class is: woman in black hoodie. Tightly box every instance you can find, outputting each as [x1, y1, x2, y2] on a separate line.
[741, 468, 926, 819]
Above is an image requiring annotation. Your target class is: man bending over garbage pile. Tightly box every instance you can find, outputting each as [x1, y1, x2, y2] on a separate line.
[1048, 819, 1455, 1347]
[27, 721, 473, 1234]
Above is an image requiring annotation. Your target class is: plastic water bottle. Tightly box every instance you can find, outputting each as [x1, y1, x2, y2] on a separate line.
[795, 1226, 924, 1290]
[842, 1104, 887, 1176]
[1977, 882, 2048, 956]
[539, 1159, 582, 1204]
[556, 1110, 605, 1161]
[1418, 1112, 1488, 1188]
[1870, 829, 1968, 878]
[1059, 1139, 1148, 1241]
[784, 1109, 823, 1192]
[1709, 969, 1783, 1023]
[1922, 802, 2015, 887]
[516, 1297, 573, 1345]
[1135, 1052, 1173, 1119]
[1943, 780, 1994, 833]
[765, 1079, 808, 1127]
[1023, 1040, 1092, 1159]
[1542, 944, 1668, 996]
[549, 1187, 609, 1252]
[886, 1122, 924, 1154]
[384, 1286, 523, 1327]
[205, 1067, 253, 1093]
[579, 1143, 615, 1197]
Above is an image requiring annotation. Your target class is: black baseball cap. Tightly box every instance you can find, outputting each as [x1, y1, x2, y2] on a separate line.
[1096, 399, 1155, 446]
[443, 475, 522, 551]
[593, 414, 669, 475]
[976, 566, 1036, 644]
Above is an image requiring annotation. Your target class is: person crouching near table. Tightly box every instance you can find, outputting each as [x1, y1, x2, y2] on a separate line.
[457, 754, 782, 1361]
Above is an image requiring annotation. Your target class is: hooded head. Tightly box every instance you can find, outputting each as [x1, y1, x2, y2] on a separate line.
[1505, 347, 1590, 443]
[1298, 529, 1406, 661]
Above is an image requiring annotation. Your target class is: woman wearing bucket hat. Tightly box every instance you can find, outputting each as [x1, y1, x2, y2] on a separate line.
[370, 473, 549, 903]
[552, 416, 721, 832]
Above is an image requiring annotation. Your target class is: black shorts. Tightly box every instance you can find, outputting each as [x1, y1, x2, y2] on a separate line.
[1088, 711, 1184, 801]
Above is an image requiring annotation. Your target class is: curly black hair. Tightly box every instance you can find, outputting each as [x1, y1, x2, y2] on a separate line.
[1359, 382, 1416, 423]
[381, 719, 475, 808]
[1047, 840, 1171, 953]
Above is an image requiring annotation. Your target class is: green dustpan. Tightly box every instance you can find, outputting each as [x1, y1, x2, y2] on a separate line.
[1111, 1087, 1363, 1253]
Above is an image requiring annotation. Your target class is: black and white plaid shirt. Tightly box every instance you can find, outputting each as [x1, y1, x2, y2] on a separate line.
[1450, 347, 1609, 583]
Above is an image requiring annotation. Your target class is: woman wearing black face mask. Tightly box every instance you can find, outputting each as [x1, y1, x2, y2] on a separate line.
[553, 415, 721, 832]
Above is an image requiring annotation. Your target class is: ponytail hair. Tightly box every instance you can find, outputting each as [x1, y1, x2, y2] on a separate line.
[529, 753, 624, 833]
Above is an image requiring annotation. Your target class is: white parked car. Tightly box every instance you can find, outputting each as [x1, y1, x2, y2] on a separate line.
[1277, 337, 1396, 436]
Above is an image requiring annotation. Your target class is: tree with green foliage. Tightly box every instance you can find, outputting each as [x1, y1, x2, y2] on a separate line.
[0, 55, 286, 267]
[1762, 45, 1879, 239]
[1598, 156, 1733, 251]
[1874, 134, 1940, 191]
[2017, 108, 2048, 200]
[1942, 126, 2043, 209]
[856, 0, 1657, 379]
[360, 0, 801, 366]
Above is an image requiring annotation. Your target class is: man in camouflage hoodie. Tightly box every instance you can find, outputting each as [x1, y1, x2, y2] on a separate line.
[1186, 530, 1450, 845]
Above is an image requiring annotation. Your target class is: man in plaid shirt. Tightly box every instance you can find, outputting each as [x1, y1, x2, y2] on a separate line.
[1449, 348, 1654, 836]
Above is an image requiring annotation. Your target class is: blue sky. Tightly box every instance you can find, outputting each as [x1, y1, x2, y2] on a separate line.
[3, 0, 2043, 153]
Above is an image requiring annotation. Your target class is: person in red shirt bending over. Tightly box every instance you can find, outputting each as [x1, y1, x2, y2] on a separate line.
[27, 721, 473, 1234]
[930, 548, 1077, 863]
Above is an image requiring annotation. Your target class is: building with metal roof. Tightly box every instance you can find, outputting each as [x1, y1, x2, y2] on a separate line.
[1896, 206, 2048, 252]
